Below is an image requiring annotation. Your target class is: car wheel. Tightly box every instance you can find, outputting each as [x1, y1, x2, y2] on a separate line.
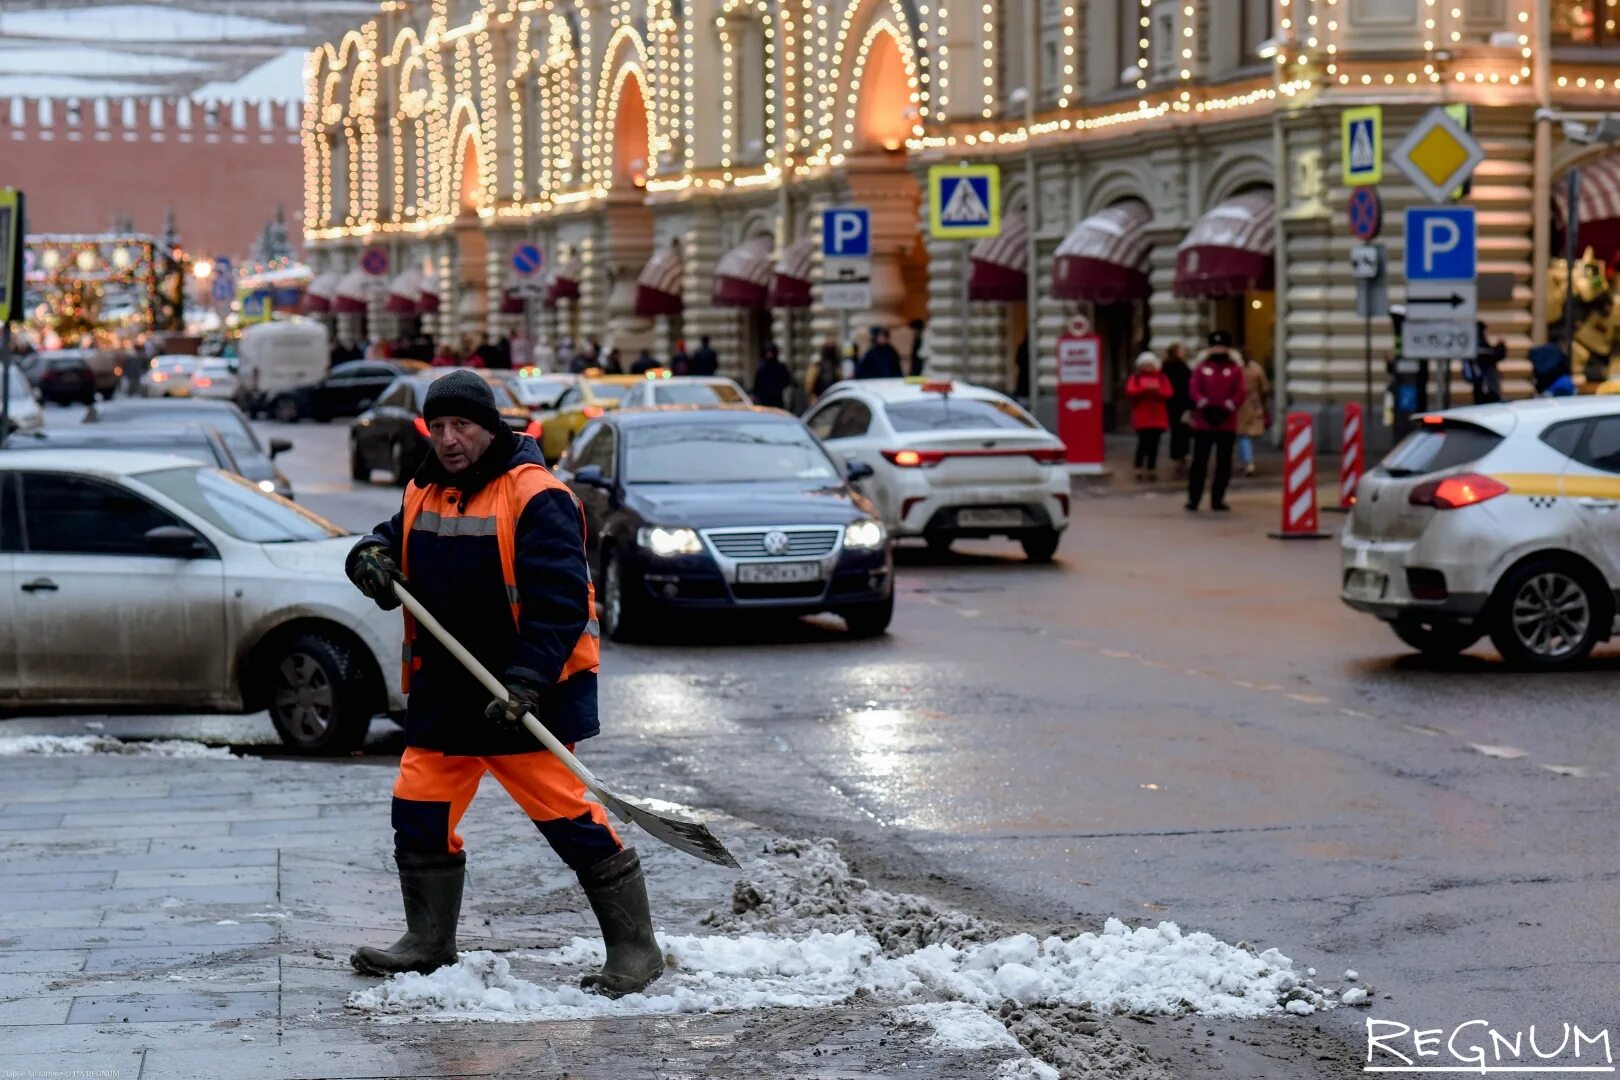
[390, 440, 411, 487]
[1392, 618, 1481, 657]
[1488, 559, 1607, 670]
[1020, 528, 1062, 563]
[350, 442, 370, 483]
[273, 396, 300, 424]
[265, 632, 372, 755]
[841, 591, 894, 638]
[598, 550, 643, 643]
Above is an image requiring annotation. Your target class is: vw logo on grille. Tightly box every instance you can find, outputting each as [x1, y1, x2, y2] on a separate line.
[763, 530, 791, 556]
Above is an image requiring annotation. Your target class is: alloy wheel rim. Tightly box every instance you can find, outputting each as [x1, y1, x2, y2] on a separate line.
[272, 652, 333, 741]
[604, 559, 623, 634]
[1511, 572, 1590, 659]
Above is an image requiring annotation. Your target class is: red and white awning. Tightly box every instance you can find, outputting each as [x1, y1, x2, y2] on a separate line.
[386, 270, 422, 314]
[1174, 190, 1276, 299]
[333, 269, 384, 314]
[417, 272, 440, 314]
[302, 271, 339, 313]
[1555, 154, 1620, 263]
[545, 254, 583, 305]
[968, 212, 1029, 303]
[634, 246, 684, 317]
[770, 235, 816, 308]
[712, 235, 775, 308]
[500, 280, 528, 315]
[1051, 199, 1152, 304]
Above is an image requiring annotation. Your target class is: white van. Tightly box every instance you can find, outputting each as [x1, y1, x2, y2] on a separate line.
[235, 320, 329, 418]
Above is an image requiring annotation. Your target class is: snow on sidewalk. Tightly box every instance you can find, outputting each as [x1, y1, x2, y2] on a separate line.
[0, 734, 237, 758]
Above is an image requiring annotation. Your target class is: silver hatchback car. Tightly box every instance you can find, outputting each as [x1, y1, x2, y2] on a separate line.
[1341, 398, 1620, 669]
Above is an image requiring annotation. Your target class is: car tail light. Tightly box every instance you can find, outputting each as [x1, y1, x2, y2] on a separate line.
[883, 448, 944, 468]
[193, 376, 212, 388]
[1030, 446, 1066, 464]
[413, 416, 431, 440]
[583, 405, 605, 419]
[525, 419, 543, 438]
[152, 372, 168, 383]
[1408, 472, 1508, 510]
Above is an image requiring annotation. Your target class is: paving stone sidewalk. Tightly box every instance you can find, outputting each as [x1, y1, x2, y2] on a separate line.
[0, 744, 1031, 1080]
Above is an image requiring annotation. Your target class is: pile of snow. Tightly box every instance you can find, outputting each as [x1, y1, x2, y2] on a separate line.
[350, 918, 1328, 1023]
[0, 734, 235, 759]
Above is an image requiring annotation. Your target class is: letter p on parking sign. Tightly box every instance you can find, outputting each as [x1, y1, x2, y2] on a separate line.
[822, 207, 871, 258]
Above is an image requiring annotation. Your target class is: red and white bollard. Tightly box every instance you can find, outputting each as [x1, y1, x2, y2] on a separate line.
[1269, 412, 1333, 540]
[1336, 402, 1365, 511]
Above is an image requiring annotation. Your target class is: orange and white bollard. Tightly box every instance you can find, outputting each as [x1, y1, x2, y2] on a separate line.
[1332, 402, 1365, 513]
[1269, 412, 1333, 540]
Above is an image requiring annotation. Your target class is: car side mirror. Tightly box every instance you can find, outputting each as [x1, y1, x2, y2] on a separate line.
[574, 464, 609, 488]
[145, 525, 208, 558]
[269, 438, 293, 457]
[846, 460, 875, 482]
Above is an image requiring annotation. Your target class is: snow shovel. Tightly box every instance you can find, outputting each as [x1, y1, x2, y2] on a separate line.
[394, 582, 740, 869]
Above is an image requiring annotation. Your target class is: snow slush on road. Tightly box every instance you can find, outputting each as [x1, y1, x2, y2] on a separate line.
[348, 836, 1368, 1075]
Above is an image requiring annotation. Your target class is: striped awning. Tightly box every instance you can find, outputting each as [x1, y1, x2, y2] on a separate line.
[418, 272, 440, 313]
[546, 255, 582, 305]
[386, 270, 422, 314]
[968, 212, 1029, 303]
[713, 235, 776, 308]
[500, 283, 528, 315]
[1051, 199, 1152, 304]
[770, 235, 816, 308]
[302, 271, 338, 313]
[1555, 155, 1620, 263]
[635, 246, 684, 317]
[333, 269, 383, 314]
[1174, 191, 1276, 299]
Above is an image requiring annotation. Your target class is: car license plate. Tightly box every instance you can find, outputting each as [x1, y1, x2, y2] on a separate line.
[1345, 569, 1387, 600]
[737, 561, 822, 584]
[957, 508, 1024, 528]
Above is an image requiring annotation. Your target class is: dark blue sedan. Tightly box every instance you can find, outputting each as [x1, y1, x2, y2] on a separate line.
[552, 406, 894, 641]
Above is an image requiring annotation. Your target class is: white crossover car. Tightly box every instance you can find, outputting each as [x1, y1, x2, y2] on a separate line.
[1341, 398, 1620, 669]
[805, 378, 1069, 562]
[616, 374, 748, 409]
[0, 451, 404, 751]
[140, 354, 201, 397]
[189, 358, 241, 402]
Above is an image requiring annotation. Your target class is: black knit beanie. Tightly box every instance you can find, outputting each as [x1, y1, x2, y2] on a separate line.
[422, 370, 504, 435]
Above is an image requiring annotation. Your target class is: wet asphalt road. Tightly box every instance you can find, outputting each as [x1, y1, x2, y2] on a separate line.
[26, 407, 1620, 1073]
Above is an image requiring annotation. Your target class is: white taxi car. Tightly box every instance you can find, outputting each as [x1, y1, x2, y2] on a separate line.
[805, 378, 1069, 561]
[1341, 398, 1620, 669]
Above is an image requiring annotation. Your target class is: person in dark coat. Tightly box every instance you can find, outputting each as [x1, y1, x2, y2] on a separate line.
[806, 337, 843, 404]
[345, 370, 662, 998]
[1161, 342, 1193, 474]
[1468, 321, 1505, 405]
[600, 348, 624, 375]
[630, 349, 659, 374]
[752, 342, 793, 408]
[669, 339, 692, 376]
[1185, 332, 1247, 513]
[908, 319, 927, 377]
[1014, 336, 1030, 398]
[691, 336, 719, 376]
[856, 327, 904, 379]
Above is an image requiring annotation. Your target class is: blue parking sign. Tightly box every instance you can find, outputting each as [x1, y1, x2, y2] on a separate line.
[822, 207, 871, 258]
[1404, 207, 1475, 281]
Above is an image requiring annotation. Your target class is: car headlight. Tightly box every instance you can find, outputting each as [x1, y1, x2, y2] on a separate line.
[638, 526, 702, 557]
[844, 519, 885, 550]
[257, 480, 276, 493]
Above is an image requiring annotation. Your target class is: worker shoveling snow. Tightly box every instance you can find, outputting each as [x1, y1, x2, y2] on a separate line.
[349, 837, 1353, 1034]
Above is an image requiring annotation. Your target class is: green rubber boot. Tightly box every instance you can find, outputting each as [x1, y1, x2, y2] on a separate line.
[578, 848, 664, 998]
[351, 850, 465, 976]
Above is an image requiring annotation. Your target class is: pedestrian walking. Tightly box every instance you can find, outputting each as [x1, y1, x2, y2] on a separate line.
[1185, 331, 1246, 513]
[669, 339, 692, 376]
[1467, 321, 1505, 405]
[630, 349, 659, 375]
[1234, 353, 1271, 478]
[806, 337, 843, 404]
[1125, 351, 1173, 481]
[1013, 336, 1030, 398]
[601, 348, 624, 375]
[691, 336, 719, 376]
[856, 326, 904, 379]
[752, 342, 793, 408]
[1161, 342, 1193, 475]
[344, 369, 663, 998]
[908, 318, 927, 377]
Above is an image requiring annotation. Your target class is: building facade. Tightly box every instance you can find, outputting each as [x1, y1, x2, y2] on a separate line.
[303, 0, 1620, 430]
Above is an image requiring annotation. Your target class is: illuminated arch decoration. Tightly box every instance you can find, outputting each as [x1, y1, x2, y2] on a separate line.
[830, 0, 923, 159]
[445, 100, 487, 216]
[591, 26, 661, 191]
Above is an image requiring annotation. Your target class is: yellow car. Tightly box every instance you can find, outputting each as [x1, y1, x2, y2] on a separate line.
[540, 373, 640, 462]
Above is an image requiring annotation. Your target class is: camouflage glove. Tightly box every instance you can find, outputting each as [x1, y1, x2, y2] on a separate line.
[348, 543, 403, 611]
[485, 681, 544, 735]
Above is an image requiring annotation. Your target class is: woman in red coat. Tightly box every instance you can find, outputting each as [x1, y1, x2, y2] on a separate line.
[1185, 331, 1247, 512]
[1125, 351, 1173, 481]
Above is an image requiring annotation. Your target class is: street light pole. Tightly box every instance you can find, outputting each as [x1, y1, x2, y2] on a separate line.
[1022, 0, 1040, 427]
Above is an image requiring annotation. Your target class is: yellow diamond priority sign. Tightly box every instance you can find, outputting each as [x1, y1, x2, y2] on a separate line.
[1392, 107, 1483, 204]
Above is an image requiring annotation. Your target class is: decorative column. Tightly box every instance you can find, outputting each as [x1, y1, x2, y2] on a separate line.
[601, 192, 655, 354]
[844, 151, 922, 358]
[681, 205, 739, 374]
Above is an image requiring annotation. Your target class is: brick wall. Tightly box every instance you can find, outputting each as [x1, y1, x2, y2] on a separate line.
[1, 97, 305, 263]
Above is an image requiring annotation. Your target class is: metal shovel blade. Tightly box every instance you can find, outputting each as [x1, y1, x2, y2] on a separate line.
[393, 582, 740, 868]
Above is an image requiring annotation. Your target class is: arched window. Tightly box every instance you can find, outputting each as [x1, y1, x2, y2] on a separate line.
[721, 5, 771, 168]
[330, 135, 350, 224]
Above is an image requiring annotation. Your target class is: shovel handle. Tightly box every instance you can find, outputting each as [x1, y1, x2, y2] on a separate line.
[392, 581, 607, 799]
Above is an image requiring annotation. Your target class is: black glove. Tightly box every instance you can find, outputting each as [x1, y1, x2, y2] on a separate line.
[348, 543, 403, 611]
[485, 680, 544, 734]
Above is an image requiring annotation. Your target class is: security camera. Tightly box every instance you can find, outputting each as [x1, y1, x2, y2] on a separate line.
[1008, 87, 1030, 105]
[1564, 119, 1595, 145]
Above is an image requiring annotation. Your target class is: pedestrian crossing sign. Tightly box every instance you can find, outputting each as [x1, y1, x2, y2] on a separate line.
[1341, 106, 1383, 186]
[928, 164, 1000, 239]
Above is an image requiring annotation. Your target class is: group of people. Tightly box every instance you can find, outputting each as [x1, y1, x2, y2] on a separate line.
[1125, 331, 1271, 513]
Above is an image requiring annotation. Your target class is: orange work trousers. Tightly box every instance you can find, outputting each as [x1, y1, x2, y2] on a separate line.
[390, 746, 622, 872]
